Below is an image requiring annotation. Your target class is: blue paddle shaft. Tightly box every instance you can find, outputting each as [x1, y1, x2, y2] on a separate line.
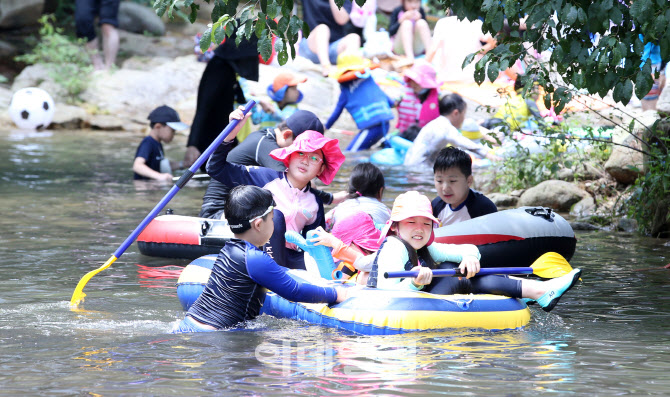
[384, 267, 534, 279]
[112, 101, 255, 258]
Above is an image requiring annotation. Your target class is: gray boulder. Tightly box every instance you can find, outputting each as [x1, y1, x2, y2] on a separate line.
[518, 180, 588, 211]
[118, 2, 165, 36]
[0, 0, 43, 28]
[570, 195, 596, 217]
[487, 192, 518, 208]
[604, 134, 645, 185]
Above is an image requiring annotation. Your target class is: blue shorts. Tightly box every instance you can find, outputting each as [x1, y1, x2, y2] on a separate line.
[298, 38, 342, 65]
[346, 121, 390, 152]
[75, 0, 121, 41]
[171, 316, 218, 334]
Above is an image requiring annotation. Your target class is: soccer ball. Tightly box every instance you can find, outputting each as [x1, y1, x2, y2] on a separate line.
[8, 87, 55, 130]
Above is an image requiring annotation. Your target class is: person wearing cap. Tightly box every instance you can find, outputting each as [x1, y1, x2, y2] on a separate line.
[403, 93, 498, 168]
[199, 110, 347, 219]
[132, 105, 189, 181]
[366, 191, 583, 313]
[206, 107, 346, 270]
[325, 51, 395, 151]
[396, 60, 441, 140]
[173, 185, 352, 333]
[250, 72, 307, 130]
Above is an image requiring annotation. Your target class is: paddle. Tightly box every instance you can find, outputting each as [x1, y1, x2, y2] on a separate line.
[69, 101, 256, 308]
[384, 252, 573, 279]
[172, 173, 210, 182]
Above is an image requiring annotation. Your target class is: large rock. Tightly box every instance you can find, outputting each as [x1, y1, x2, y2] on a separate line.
[118, 30, 196, 59]
[604, 134, 645, 184]
[0, 0, 43, 28]
[118, 2, 165, 36]
[80, 55, 205, 125]
[518, 180, 588, 211]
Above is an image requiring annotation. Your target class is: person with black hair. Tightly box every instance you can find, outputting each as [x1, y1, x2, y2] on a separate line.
[403, 93, 496, 168]
[325, 162, 390, 230]
[173, 185, 351, 333]
[431, 146, 497, 226]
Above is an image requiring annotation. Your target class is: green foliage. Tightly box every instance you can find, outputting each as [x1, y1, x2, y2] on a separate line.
[627, 122, 670, 237]
[15, 15, 93, 103]
[441, 0, 669, 111]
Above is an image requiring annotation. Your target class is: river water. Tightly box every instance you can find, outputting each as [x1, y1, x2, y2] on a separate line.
[1, 128, 669, 395]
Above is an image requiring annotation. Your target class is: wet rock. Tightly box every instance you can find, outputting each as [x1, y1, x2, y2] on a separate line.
[118, 2, 165, 36]
[118, 30, 196, 59]
[0, 85, 12, 108]
[0, 0, 43, 28]
[570, 221, 601, 231]
[576, 162, 607, 181]
[556, 167, 574, 181]
[518, 180, 588, 211]
[11, 63, 67, 101]
[87, 114, 124, 130]
[616, 217, 638, 233]
[50, 104, 87, 129]
[488, 192, 517, 208]
[570, 195, 596, 217]
[0, 39, 17, 58]
[604, 134, 645, 185]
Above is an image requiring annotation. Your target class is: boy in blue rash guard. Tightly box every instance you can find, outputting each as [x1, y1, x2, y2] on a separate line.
[173, 185, 349, 333]
[431, 147, 497, 226]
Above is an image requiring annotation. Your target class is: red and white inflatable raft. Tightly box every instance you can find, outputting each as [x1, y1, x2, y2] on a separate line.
[137, 207, 576, 266]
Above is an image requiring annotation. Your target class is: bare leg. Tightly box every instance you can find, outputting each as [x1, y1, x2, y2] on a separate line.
[100, 23, 119, 70]
[337, 33, 361, 55]
[307, 24, 333, 76]
[85, 37, 104, 70]
[415, 19, 432, 55]
[399, 20, 415, 60]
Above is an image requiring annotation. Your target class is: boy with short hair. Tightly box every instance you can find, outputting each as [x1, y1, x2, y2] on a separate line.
[431, 146, 497, 226]
[133, 105, 189, 181]
[251, 71, 307, 129]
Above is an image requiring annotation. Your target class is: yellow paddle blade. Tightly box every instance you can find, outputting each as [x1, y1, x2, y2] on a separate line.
[529, 252, 574, 279]
[69, 256, 118, 308]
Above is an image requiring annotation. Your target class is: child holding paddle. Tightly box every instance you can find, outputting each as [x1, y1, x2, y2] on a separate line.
[172, 185, 351, 333]
[367, 191, 582, 312]
[207, 107, 346, 271]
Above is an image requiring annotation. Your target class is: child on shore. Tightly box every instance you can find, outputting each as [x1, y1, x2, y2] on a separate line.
[403, 93, 496, 168]
[207, 107, 346, 270]
[133, 105, 189, 181]
[431, 147, 497, 226]
[326, 52, 395, 151]
[388, 0, 431, 62]
[251, 72, 307, 129]
[396, 61, 441, 140]
[367, 191, 582, 312]
[326, 162, 391, 230]
[172, 185, 351, 333]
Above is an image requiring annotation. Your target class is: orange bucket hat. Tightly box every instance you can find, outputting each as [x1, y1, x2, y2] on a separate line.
[378, 191, 439, 244]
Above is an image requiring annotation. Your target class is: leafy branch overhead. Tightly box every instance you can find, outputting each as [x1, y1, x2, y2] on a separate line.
[153, 0, 309, 65]
[446, 0, 670, 111]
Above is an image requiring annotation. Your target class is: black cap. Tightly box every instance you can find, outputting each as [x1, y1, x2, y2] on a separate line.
[148, 105, 189, 130]
[285, 110, 324, 137]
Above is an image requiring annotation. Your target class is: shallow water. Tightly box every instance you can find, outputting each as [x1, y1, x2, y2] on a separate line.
[1, 128, 669, 395]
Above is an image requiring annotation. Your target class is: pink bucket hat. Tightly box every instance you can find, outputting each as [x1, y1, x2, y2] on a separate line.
[269, 130, 345, 185]
[378, 191, 439, 244]
[404, 61, 440, 89]
[331, 211, 381, 252]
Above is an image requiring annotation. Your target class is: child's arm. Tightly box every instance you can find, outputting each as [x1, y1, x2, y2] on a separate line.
[310, 227, 364, 265]
[325, 89, 348, 130]
[132, 157, 173, 182]
[428, 242, 481, 278]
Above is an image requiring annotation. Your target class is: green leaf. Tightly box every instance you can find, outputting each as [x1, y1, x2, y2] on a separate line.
[267, 1, 279, 19]
[487, 61, 499, 82]
[259, 33, 273, 62]
[462, 52, 476, 68]
[565, 6, 579, 25]
[260, 0, 267, 13]
[199, 27, 212, 53]
[188, 3, 199, 23]
[213, 24, 225, 45]
[635, 66, 654, 99]
[256, 13, 266, 38]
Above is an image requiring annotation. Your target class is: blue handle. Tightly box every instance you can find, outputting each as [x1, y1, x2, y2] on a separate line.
[285, 231, 341, 280]
[113, 101, 256, 259]
[384, 267, 534, 279]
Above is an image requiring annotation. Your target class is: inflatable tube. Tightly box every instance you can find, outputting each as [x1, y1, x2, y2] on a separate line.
[176, 258, 530, 334]
[434, 207, 576, 267]
[137, 215, 233, 259]
[138, 207, 575, 266]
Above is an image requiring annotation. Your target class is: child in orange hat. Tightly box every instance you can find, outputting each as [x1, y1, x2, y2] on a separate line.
[367, 191, 582, 312]
[251, 71, 307, 129]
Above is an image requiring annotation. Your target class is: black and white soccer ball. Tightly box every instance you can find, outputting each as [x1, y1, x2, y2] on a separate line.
[8, 87, 55, 130]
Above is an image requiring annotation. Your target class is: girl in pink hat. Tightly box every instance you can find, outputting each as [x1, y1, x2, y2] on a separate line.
[207, 108, 346, 271]
[367, 191, 582, 313]
[396, 60, 441, 140]
[310, 211, 382, 284]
